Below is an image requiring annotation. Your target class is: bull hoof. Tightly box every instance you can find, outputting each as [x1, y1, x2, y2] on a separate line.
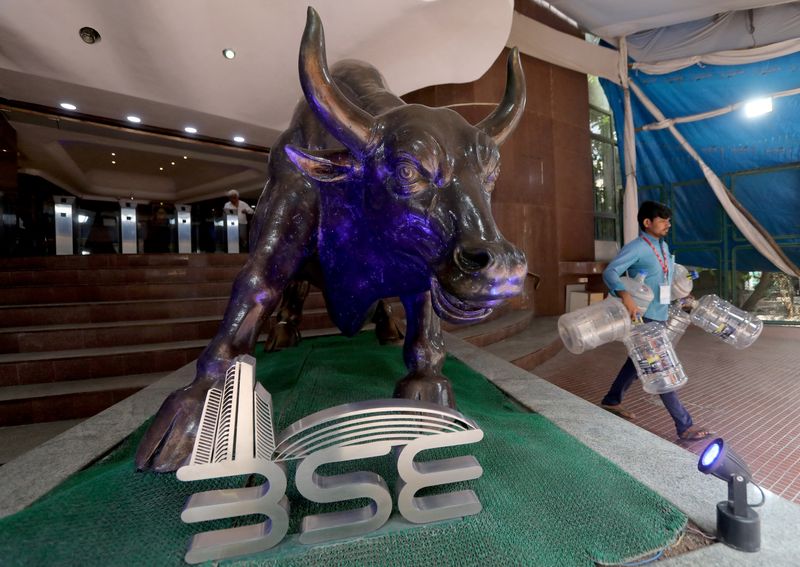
[135, 379, 221, 472]
[264, 321, 301, 352]
[393, 373, 455, 408]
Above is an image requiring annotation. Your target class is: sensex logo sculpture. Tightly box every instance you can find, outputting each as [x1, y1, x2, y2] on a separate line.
[177, 356, 485, 564]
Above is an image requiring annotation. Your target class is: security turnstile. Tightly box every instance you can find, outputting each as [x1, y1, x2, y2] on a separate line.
[225, 211, 239, 254]
[119, 200, 138, 254]
[176, 204, 192, 253]
[54, 196, 76, 255]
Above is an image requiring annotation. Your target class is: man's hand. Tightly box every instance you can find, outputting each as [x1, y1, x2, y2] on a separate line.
[618, 291, 641, 321]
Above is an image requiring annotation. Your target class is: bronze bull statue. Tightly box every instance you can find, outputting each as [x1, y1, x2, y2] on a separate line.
[136, 7, 527, 472]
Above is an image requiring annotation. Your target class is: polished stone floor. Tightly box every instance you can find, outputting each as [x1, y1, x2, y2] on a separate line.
[534, 324, 800, 504]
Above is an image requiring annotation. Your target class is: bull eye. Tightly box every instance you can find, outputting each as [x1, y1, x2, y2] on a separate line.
[392, 160, 428, 196]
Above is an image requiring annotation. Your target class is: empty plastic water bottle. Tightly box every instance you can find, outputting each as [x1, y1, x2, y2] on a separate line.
[623, 321, 689, 394]
[618, 270, 654, 312]
[689, 294, 763, 349]
[671, 264, 698, 300]
[664, 302, 692, 345]
[558, 296, 631, 354]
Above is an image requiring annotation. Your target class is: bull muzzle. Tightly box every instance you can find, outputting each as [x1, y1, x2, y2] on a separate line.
[431, 240, 527, 324]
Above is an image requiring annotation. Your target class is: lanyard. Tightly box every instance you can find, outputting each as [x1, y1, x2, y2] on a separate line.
[640, 235, 669, 279]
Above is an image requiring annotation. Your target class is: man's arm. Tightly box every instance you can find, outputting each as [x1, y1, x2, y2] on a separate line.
[242, 202, 255, 215]
[603, 243, 641, 319]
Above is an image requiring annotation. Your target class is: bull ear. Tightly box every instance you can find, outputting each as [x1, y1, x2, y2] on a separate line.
[285, 145, 360, 183]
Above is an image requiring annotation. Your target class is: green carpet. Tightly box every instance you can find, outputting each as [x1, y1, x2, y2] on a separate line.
[0, 333, 686, 566]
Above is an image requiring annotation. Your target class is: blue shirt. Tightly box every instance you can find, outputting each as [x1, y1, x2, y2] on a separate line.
[603, 232, 674, 321]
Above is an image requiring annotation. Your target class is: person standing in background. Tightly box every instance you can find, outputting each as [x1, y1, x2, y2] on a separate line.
[223, 189, 254, 252]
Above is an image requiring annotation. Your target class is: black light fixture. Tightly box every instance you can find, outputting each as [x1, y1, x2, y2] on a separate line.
[698, 438, 763, 552]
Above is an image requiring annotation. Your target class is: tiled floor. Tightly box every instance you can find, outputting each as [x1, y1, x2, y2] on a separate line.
[534, 324, 800, 504]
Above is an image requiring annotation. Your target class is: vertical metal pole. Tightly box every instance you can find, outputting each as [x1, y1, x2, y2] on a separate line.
[176, 204, 192, 253]
[226, 211, 240, 254]
[54, 195, 75, 255]
[119, 200, 138, 254]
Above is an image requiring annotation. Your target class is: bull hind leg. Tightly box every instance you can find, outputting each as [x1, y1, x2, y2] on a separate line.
[264, 280, 310, 351]
[372, 299, 404, 345]
[393, 291, 454, 408]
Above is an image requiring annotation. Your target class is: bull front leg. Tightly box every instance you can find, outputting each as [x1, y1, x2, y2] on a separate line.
[135, 182, 319, 472]
[392, 291, 454, 408]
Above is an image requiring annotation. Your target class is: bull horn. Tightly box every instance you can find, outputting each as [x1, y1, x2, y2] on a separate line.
[299, 7, 375, 155]
[477, 47, 526, 146]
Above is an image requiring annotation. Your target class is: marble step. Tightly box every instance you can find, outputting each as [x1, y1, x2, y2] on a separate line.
[0, 265, 242, 287]
[0, 292, 328, 327]
[0, 253, 248, 271]
[0, 372, 169, 427]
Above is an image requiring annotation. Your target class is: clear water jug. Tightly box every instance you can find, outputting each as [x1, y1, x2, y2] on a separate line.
[664, 302, 692, 345]
[619, 271, 654, 312]
[623, 321, 688, 394]
[689, 294, 763, 349]
[558, 297, 631, 355]
[671, 264, 698, 300]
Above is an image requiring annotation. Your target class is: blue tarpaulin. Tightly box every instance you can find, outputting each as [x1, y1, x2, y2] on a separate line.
[601, 50, 800, 273]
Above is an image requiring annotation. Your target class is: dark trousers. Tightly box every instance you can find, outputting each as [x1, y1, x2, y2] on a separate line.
[239, 223, 249, 253]
[601, 319, 693, 435]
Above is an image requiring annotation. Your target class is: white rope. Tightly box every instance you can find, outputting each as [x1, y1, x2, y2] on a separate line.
[640, 85, 800, 131]
[631, 37, 800, 76]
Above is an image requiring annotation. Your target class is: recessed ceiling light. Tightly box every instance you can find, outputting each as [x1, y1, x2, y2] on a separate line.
[79, 26, 101, 45]
[184, 126, 197, 134]
[233, 135, 246, 143]
[126, 115, 141, 123]
[222, 48, 236, 60]
[171, 161, 175, 165]
[183, 156, 188, 159]
[159, 167, 164, 171]
[60, 102, 77, 111]
[111, 160, 116, 164]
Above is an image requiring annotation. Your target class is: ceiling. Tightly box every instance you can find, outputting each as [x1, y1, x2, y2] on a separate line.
[0, 0, 514, 203]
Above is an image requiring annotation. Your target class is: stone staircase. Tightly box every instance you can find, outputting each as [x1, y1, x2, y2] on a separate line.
[0, 254, 561, 463]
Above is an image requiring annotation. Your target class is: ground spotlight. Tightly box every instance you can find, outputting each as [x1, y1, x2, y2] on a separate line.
[698, 438, 762, 552]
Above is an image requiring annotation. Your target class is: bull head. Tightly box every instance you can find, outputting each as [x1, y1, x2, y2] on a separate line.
[286, 7, 527, 324]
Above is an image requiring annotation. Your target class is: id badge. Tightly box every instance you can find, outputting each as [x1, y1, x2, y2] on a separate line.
[660, 283, 671, 305]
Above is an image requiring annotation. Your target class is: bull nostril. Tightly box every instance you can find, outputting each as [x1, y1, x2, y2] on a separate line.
[454, 246, 493, 273]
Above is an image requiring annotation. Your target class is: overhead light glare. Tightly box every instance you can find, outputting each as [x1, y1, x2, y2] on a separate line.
[171, 161, 175, 165]
[233, 135, 245, 143]
[743, 97, 772, 118]
[222, 48, 236, 60]
[60, 102, 77, 111]
[111, 161, 116, 164]
[111, 152, 116, 156]
[184, 126, 198, 134]
[183, 156, 188, 159]
[127, 115, 142, 123]
[159, 167, 164, 171]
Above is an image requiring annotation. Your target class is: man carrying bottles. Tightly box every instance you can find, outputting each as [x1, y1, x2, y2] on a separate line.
[600, 201, 712, 441]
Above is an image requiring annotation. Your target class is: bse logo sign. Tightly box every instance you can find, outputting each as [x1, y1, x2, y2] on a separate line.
[177, 356, 485, 564]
